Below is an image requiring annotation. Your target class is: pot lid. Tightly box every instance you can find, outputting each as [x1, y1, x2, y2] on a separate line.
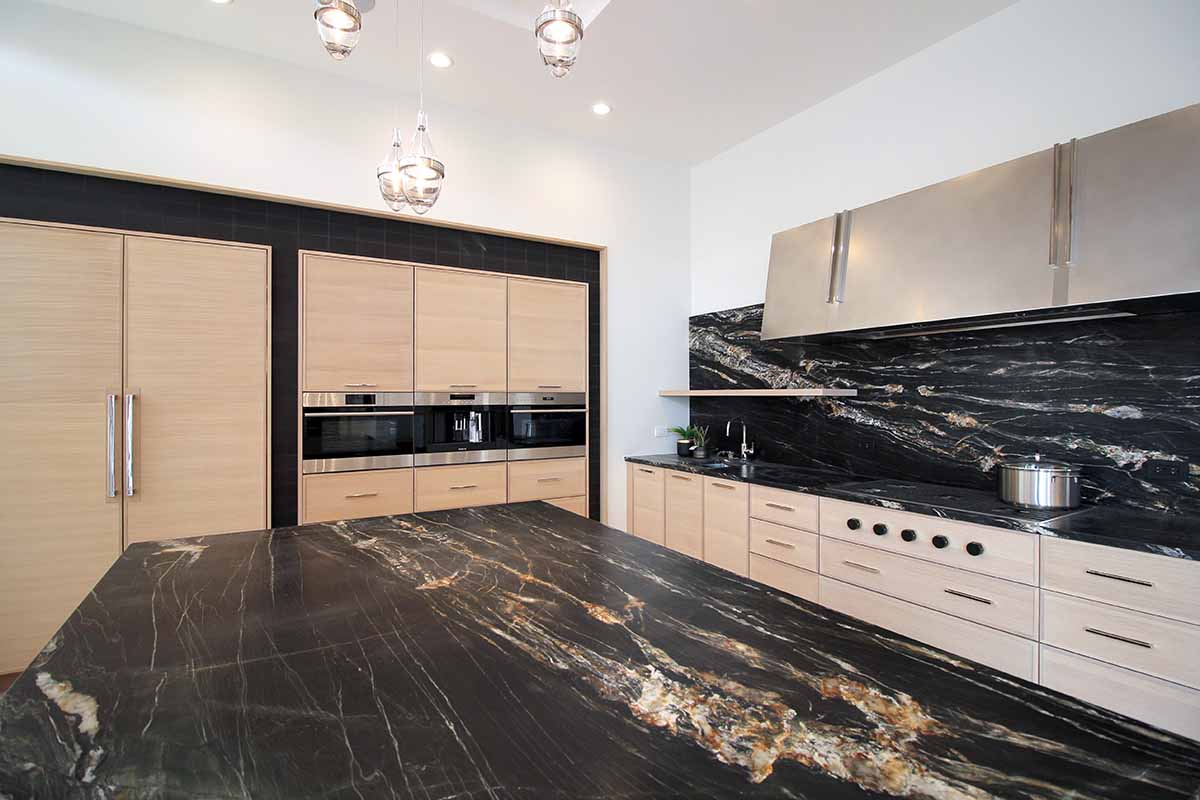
[1000, 453, 1080, 474]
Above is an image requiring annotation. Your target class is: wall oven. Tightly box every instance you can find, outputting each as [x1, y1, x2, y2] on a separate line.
[302, 392, 415, 474]
[413, 392, 509, 466]
[508, 392, 587, 461]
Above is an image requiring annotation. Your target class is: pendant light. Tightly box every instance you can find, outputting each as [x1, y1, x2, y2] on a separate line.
[398, 0, 445, 215]
[376, 1, 406, 212]
[314, 0, 363, 61]
[534, 0, 583, 78]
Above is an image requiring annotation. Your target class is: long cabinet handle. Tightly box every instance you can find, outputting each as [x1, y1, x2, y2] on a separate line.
[344, 383, 378, 387]
[536, 477, 562, 483]
[1050, 142, 1061, 267]
[710, 482, 735, 490]
[764, 501, 794, 511]
[305, 411, 415, 417]
[511, 408, 587, 414]
[1085, 569, 1153, 588]
[345, 492, 379, 499]
[537, 385, 563, 389]
[842, 560, 879, 574]
[638, 468, 655, 474]
[124, 393, 136, 497]
[1085, 627, 1153, 649]
[826, 210, 852, 303]
[1064, 137, 1076, 266]
[944, 588, 993, 606]
[449, 384, 478, 388]
[670, 474, 692, 481]
[106, 394, 117, 498]
[763, 538, 795, 550]
[449, 484, 478, 490]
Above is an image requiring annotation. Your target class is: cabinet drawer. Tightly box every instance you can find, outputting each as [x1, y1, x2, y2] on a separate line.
[819, 576, 1039, 682]
[303, 469, 413, 524]
[546, 495, 586, 517]
[819, 498, 1039, 585]
[415, 463, 507, 512]
[665, 470, 704, 559]
[1042, 590, 1200, 689]
[750, 485, 819, 531]
[750, 554, 818, 603]
[508, 457, 586, 502]
[1041, 536, 1200, 625]
[750, 518, 818, 572]
[1040, 645, 1200, 742]
[820, 538, 1039, 638]
[704, 477, 749, 576]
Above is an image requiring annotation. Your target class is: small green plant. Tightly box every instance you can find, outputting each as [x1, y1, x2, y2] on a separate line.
[691, 425, 709, 449]
[667, 425, 696, 441]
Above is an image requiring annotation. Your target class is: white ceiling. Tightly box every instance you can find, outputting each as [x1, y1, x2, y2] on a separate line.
[33, 0, 1015, 163]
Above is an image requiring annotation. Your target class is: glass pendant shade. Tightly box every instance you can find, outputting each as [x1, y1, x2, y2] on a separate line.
[376, 128, 407, 212]
[315, 0, 362, 60]
[534, 2, 583, 77]
[399, 111, 445, 215]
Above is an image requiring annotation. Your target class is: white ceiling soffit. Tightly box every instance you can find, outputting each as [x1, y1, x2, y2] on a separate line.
[29, 0, 1016, 163]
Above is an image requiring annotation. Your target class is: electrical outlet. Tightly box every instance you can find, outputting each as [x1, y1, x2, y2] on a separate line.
[1142, 459, 1187, 482]
[653, 426, 672, 438]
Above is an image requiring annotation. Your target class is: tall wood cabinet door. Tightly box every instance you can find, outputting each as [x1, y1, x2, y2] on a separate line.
[415, 268, 507, 391]
[508, 279, 587, 392]
[0, 222, 123, 674]
[302, 254, 414, 391]
[124, 236, 269, 544]
[664, 471, 703, 559]
[630, 465, 665, 544]
[703, 478, 749, 576]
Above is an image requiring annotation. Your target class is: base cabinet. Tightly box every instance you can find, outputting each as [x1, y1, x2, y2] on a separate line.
[703, 477, 749, 576]
[303, 469, 413, 524]
[546, 496, 587, 517]
[750, 554, 818, 603]
[629, 465, 665, 544]
[665, 471, 704, 558]
[509, 457, 586, 503]
[415, 463, 507, 512]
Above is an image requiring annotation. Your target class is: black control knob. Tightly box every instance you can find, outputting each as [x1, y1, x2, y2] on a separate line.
[901, 529, 917, 542]
[873, 523, 888, 536]
[966, 541, 985, 557]
[932, 535, 950, 549]
[846, 518, 862, 530]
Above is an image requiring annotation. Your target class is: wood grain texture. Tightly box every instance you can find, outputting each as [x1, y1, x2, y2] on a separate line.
[414, 463, 507, 512]
[749, 554, 819, 603]
[631, 465, 665, 544]
[302, 469, 414, 524]
[415, 268, 507, 391]
[508, 457, 586, 503]
[750, 518, 818, 572]
[545, 495, 587, 517]
[750, 485, 819, 532]
[664, 470, 704, 559]
[703, 477, 749, 577]
[508, 279, 587, 392]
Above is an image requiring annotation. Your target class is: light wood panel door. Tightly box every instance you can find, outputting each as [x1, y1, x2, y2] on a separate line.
[415, 463, 507, 512]
[302, 254, 413, 391]
[124, 236, 269, 544]
[546, 496, 587, 517]
[303, 469, 414, 524]
[703, 478, 749, 576]
[508, 278, 587, 392]
[508, 457, 586, 502]
[664, 470, 703, 559]
[0, 222, 124, 674]
[630, 464, 665, 544]
[415, 268, 507, 391]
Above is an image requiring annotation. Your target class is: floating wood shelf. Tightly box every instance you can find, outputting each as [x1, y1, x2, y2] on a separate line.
[659, 388, 857, 398]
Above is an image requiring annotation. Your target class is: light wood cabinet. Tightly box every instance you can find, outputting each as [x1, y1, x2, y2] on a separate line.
[508, 278, 587, 392]
[546, 495, 587, 517]
[415, 268, 507, 391]
[703, 477, 749, 576]
[629, 464, 665, 544]
[302, 254, 413, 391]
[508, 457, 586, 502]
[750, 554, 818, 602]
[664, 471, 704, 559]
[415, 463, 507, 512]
[750, 485, 818, 532]
[750, 518, 818, 572]
[302, 469, 413, 524]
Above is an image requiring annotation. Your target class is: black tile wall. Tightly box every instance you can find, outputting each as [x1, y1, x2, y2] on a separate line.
[0, 163, 603, 526]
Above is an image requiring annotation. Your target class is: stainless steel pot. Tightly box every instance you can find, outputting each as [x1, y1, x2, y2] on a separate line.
[997, 454, 1081, 509]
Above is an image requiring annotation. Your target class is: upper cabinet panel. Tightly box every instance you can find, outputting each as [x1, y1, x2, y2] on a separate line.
[303, 254, 414, 392]
[415, 268, 507, 392]
[1067, 104, 1200, 305]
[761, 215, 840, 340]
[508, 279, 587, 392]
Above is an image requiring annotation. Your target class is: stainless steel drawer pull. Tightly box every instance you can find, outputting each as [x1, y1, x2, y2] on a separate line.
[124, 393, 136, 497]
[764, 502, 795, 511]
[449, 384, 478, 388]
[536, 477, 562, 483]
[1085, 569, 1154, 588]
[670, 474, 692, 481]
[345, 492, 379, 499]
[511, 408, 587, 414]
[537, 385, 563, 389]
[306, 411, 415, 417]
[450, 484, 478, 490]
[711, 482, 735, 490]
[638, 468, 655, 474]
[842, 560, 879, 574]
[106, 393, 117, 498]
[1085, 627, 1153, 649]
[344, 383, 378, 387]
[944, 588, 993, 606]
[764, 538, 795, 550]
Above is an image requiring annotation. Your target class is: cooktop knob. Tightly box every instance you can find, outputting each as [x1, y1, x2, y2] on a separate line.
[873, 523, 888, 536]
[901, 529, 917, 542]
[966, 541, 985, 557]
[846, 518, 862, 531]
[932, 535, 950, 549]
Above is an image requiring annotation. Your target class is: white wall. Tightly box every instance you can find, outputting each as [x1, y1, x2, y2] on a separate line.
[0, 2, 691, 528]
[690, 0, 1200, 315]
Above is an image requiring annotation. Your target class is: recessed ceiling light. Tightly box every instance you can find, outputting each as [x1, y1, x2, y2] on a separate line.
[428, 51, 454, 69]
[591, 101, 611, 116]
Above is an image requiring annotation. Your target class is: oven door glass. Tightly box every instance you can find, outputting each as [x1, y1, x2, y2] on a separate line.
[414, 405, 509, 463]
[509, 409, 586, 452]
[303, 408, 415, 473]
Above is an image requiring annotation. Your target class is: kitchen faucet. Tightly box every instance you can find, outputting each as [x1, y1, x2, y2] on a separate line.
[725, 419, 755, 461]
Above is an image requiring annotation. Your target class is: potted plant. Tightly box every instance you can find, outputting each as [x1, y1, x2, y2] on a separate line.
[668, 425, 695, 457]
[691, 425, 710, 459]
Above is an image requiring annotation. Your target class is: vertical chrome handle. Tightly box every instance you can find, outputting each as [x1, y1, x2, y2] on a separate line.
[1050, 140, 1077, 268]
[1050, 143, 1061, 267]
[124, 393, 135, 497]
[106, 394, 117, 498]
[1064, 137, 1076, 266]
[826, 212, 844, 304]
[827, 210, 851, 303]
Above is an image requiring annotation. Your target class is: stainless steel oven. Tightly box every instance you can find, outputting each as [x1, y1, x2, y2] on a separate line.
[413, 392, 509, 466]
[302, 392, 415, 474]
[508, 392, 587, 461]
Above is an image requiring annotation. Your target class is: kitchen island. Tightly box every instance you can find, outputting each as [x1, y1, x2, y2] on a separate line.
[1, 503, 1198, 798]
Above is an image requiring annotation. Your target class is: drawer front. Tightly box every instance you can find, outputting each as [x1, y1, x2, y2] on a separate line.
[546, 495, 586, 517]
[665, 470, 704, 559]
[820, 538, 1039, 638]
[819, 498, 1039, 585]
[303, 469, 414, 524]
[1040, 645, 1200, 741]
[750, 554, 818, 603]
[508, 457, 586, 502]
[1042, 590, 1200, 689]
[750, 485, 819, 532]
[1042, 536, 1200, 625]
[820, 576, 1039, 682]
[750, 518, 818, 572]
[415, 463, 507, 512]
[632, 465, 664, 511]
[704, 477, 749, 576]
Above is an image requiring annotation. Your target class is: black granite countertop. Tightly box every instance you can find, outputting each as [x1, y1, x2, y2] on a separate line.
[2, 503, 1198, 798]
[626, 454, 1198, 560]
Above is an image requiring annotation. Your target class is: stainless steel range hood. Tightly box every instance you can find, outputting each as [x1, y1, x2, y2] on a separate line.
[762, 103, 1200, 341]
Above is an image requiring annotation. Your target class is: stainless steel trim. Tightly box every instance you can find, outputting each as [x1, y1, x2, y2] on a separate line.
[124, 393, 135, 497]
[506, 445, 587, 462]
[832, 209, 852, 302]
[510, 408, 586, 414]
[345, 492, 379, 499]
[842, 560, 879, 574]
[414, 449, 508, 467]
[303, 454, 415, 474]
[106, 394, 117, 498]
[534, 6, 583, 39]
[303, 392, 414, 408]
[1050, 142, 1061, 267]
[826, 211, 844, 304]
[1085, 569, 1154, 588]
[508, 391, 586, 406]
[414, 391, 508, 406]
[764, 501, 794, 511]
[1085, 627, 1153, 649]
[763, 538, 795, 550]
[944, 588, 994, 605]
[1065, 137, 1076, 266]
[304, 411, 415, 417]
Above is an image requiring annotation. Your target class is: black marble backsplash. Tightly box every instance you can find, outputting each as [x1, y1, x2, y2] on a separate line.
[689, 303, 1200, 515]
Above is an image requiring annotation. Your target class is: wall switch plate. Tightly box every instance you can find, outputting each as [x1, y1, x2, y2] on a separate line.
[1142, 459, 1187, 482]
[653, 426, 673, 438]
